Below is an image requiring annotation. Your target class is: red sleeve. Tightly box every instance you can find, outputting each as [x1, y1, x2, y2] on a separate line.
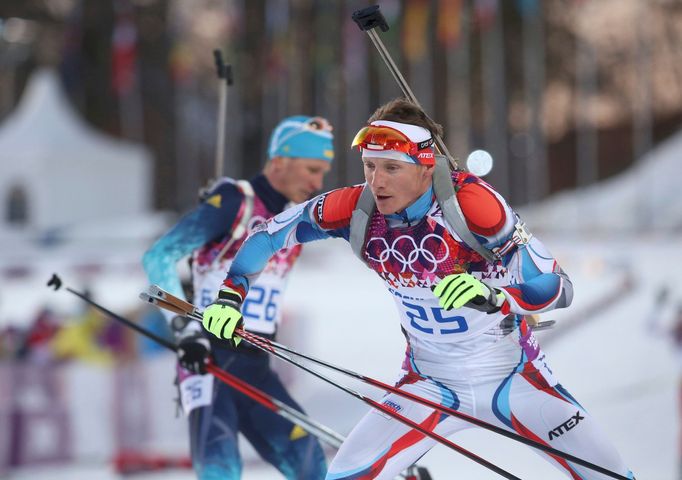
[456, 182, 506, 237]
[222, 279, 246, 300]
[314, 186, 364, 230]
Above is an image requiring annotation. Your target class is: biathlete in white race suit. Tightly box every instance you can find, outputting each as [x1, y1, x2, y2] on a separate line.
[143, 116, 334, 479]
[202, 99, 636, 479]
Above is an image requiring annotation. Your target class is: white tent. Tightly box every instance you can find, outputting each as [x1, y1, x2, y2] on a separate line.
[0, 68, 152, 231]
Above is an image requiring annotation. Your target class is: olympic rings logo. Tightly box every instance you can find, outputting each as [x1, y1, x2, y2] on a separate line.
[366, 234, 449, 273]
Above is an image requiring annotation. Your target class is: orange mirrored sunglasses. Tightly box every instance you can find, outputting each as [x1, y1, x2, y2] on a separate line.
[351, 125, 433, 156]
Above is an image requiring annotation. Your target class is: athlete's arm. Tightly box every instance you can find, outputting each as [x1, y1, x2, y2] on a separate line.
[457, 175, 573, 315]
[224, 186, 362, 297]
[497, 244, 573, 315]
[142, 181, 243, 300]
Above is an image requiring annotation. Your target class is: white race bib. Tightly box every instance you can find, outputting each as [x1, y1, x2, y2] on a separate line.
[193, 261, 286, 335]
[179, 373, 213, 415]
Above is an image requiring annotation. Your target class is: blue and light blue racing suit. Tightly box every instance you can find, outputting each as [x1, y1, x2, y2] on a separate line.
[143, 174, 326, 480]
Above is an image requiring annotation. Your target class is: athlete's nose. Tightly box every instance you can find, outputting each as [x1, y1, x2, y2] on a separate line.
[369, 168, 386, 190]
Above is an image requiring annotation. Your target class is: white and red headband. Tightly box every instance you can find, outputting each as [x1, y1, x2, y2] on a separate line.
[358, 120, 435, 166]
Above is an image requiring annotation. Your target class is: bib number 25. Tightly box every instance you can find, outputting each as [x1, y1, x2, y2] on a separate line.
[404, 301, 468, 334]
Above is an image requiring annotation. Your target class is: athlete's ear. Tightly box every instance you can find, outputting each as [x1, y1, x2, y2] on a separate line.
[270, 155, 282, 168]
[422, 164, 435, 181]
[269, 155, 289, 173]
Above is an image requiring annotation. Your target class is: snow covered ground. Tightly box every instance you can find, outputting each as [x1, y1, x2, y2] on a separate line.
[5, 231, 679, 479]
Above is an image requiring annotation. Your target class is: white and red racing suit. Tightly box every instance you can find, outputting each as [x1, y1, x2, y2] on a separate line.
[221, 171, 634, 480]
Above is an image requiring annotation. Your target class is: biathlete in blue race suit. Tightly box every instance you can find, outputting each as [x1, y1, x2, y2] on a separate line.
[143, 116, 334, 479]
[202, 99, 636, 480]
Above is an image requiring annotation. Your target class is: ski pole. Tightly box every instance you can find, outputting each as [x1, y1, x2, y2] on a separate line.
[233, 327, 522, 478]
[236, 332, 629, 480]
[50, 279, 434, 480]
[141, 292, 520, 479]
[143, 285, 632, 480]
[213, 49, 233, 179]
[46, 274, 344, 449]
[351, 5, 457, 168]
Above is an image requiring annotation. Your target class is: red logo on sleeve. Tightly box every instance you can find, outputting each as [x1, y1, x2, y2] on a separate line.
[315, 186, 364, 230]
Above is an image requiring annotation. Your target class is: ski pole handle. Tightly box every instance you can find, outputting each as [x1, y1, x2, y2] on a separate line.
[213, 49, 234, 84]
[351, 4, 389, 32]
[351, 5, 458, 169]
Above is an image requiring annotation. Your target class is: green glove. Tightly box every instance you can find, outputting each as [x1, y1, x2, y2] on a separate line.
[202, 288, 244, 346]
[432, 273, 505, 313]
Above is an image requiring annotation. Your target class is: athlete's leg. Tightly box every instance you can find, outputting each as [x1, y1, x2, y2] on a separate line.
[187, 278, 244, 479]
[489, 341, 635, 479]
[233, 351, 327, 480]
[326, 374, 472, 480]
[188, 352, 241, 479]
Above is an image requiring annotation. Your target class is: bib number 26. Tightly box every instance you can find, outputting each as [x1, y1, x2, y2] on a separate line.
[243, 286, 281, 322]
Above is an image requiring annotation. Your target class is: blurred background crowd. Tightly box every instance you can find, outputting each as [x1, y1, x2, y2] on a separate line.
[1, 0, 682, 478]
[0, 301, 169, 364]
[2, 0, 682, 209]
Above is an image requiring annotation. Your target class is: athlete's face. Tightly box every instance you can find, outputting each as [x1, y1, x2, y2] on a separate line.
[272, 157, 331, 204]
[363, 157, 433, 215]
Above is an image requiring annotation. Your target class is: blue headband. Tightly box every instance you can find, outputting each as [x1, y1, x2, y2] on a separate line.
[268, 115, 334, 163]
